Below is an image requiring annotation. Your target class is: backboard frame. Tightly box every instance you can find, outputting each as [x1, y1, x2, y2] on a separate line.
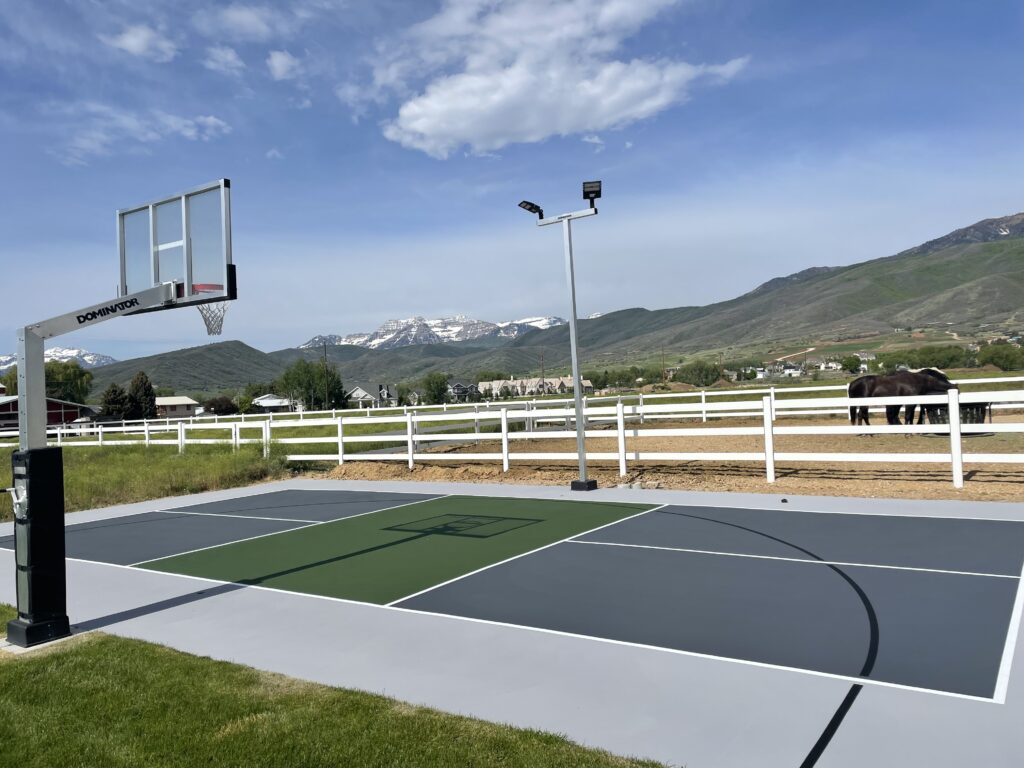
[117, 178, 234, 313]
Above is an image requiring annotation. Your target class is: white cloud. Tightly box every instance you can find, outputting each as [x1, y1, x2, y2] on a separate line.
[344, 0, 748, 158]
[267, 50, 302, 80]
[47, 103, 231, 165]
[266, 147, 284, 159]
[203, 46, 245, 76]
[99, 25, 177, 63]
[582, 134, 605, 152]
[193, 4, 286, 42]
[625, 140, 634, 149]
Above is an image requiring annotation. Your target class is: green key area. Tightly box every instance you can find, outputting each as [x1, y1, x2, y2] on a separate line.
[139, 496, 654, 604]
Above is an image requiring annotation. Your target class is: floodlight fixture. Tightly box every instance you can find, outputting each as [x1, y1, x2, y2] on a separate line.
[582, 180, 602, 208]
[519, 200, 544, 219]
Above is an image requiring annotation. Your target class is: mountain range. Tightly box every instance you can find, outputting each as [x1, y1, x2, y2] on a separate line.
[0, 346, 117, 373]
[299, 315, 565, 351]
[33, 210, 1024, 399]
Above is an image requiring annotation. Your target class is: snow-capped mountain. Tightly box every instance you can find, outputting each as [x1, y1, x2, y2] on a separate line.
[0, 346, 117, 372]
[299, 315, 566, 351]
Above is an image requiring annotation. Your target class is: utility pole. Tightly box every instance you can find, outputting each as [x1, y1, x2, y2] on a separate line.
[540, 349, 545, 395]
[322, 341, 329, 409]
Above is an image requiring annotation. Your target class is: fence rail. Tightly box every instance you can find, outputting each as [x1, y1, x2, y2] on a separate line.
[3, 387, 1023, 489]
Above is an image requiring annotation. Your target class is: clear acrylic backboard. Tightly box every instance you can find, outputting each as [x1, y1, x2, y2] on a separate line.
[118, 178, 235, 312]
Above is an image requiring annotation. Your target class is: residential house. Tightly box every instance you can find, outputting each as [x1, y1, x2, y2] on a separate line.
[347, 383, 400, 409]
[155, 396, 199, 418]
[251, 393, 296, 413]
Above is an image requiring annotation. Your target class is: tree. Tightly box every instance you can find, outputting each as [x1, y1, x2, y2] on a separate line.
[2, 362, 94, 402]
[396, 383, 414, 407]
[1, 366, 17, 395]
[839, 355, 863, 374]
[236, 382, 270, 413]
[204, 395, 239, 415]
[126, 371, 157, 420]
[44, 361, 93, 403]
[274, 360, 347, 411]
[978, 343, 1024, 371]
[476, 370, 510, 383]
[673, 361, 724, 387]
[154, 386, 176, 397]
[421, 372, 450, 405]
[99, 383, 129, 420]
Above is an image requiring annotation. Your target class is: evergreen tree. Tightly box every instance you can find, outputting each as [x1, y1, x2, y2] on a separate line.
[100, 383, 129, 420]
[126, 371, 157, 420]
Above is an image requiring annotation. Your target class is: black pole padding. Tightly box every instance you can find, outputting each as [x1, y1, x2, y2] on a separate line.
[7, 447, 71, 647]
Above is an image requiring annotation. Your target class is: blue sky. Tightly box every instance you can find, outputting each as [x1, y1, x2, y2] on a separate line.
[1, 0, 1022, 360]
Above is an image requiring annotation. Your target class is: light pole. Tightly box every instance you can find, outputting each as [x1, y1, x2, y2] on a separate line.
[519, 181, 602, 491]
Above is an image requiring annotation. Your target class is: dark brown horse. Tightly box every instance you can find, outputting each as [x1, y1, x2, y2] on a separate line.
[848, 369, 954, 426]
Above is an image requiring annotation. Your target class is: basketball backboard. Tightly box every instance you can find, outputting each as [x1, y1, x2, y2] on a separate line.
[118, 178, 235, 312]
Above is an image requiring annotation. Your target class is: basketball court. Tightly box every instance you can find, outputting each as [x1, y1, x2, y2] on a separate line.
[3, 480, 1024, 766]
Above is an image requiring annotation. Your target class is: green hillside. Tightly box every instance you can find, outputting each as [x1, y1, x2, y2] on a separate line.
[87, 341, 285, 399]
[84, 212, 1024, 394]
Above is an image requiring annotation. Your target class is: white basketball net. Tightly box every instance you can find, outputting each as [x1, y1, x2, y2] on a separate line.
[196, 301, 229, 336]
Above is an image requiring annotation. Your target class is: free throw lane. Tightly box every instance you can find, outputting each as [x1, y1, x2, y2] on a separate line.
[138, 495, 653, 604]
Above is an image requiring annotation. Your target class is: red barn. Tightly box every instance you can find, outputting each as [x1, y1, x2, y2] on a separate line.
[0, 395, 96, 431]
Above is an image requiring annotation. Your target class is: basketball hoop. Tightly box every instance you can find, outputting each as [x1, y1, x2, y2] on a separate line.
[193, 283, 228, 336]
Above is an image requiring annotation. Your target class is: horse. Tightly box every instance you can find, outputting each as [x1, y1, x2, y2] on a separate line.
[902, 368, 953, 425]
[848, 369, 955, 427]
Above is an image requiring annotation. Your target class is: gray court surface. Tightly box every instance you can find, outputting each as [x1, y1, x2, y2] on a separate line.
[397, 540, 1017, 697]
[577, 504, 1024, 574]
[0, 489, 439, 566]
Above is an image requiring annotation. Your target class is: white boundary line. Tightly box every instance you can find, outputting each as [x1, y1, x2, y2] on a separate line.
[155, 486, 443, 512]
[383, 504, 668, 606]
[993, 554, 1024, 703]
[647, 502, 1024, 524]
[52, 552, 1002, 704]
[568, 540, 1021, 579]
[156, 509, 324, 524]
[128, 495, 448, 567]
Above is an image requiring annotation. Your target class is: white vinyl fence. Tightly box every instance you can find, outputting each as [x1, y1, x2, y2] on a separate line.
[3, 386, 1023, 489]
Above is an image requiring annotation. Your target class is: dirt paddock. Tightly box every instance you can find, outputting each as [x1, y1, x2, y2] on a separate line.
[319, 415, 1024, 503]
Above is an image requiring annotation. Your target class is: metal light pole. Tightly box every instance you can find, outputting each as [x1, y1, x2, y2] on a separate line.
[519, 181, 602, 491]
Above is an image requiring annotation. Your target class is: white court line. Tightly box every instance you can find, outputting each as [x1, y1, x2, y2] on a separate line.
[158, 509, 323, 524]
[128, 495, 448, 567]
[384, 504, 668, 606]
[647, 502, 1024, 524]
[49, 552, 1001, 704]
[993, 554, 1024, 703]
[568, 540, 1021, 579]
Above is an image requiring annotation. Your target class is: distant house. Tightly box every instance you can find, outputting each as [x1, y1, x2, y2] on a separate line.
[447, 382, 479, 403]
[347, 383, 399, 409]
[0, 382, 6, 395]
[0, 395, 95, 430]
[819, 360, 843, 371]
[251, 394, 295, 413]
[155, 396, 199, 418]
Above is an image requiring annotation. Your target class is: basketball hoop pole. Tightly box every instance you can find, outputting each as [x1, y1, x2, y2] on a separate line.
[9, 281, 177, 647]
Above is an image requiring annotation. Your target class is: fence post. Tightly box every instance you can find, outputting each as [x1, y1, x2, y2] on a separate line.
[948, 389, 964, 489]
[762, 396, 776, 483]
[500, 408, 510, 472]
[177, 422, 185, 454]
[232, 423, 240, 451]
[144, 422, 150, 447]
[616, 400, 627, 477]
[769, 387, 777, 421]
[639, 392, 645, 424]
[700, 390, 707, 423]
[262, 421, 270, 458]
[337, 416, 345, 465]
[474, 404, 480, 435]
[406, 413, 415, 470]
[98, 425, 104, 446]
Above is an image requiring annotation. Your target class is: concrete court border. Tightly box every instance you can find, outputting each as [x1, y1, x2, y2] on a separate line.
[2, 479, 1024, 767]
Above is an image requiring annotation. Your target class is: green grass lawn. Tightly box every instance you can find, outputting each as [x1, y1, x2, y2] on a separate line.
[0, 604, 662, 767]
[142, 496, 652, 604]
